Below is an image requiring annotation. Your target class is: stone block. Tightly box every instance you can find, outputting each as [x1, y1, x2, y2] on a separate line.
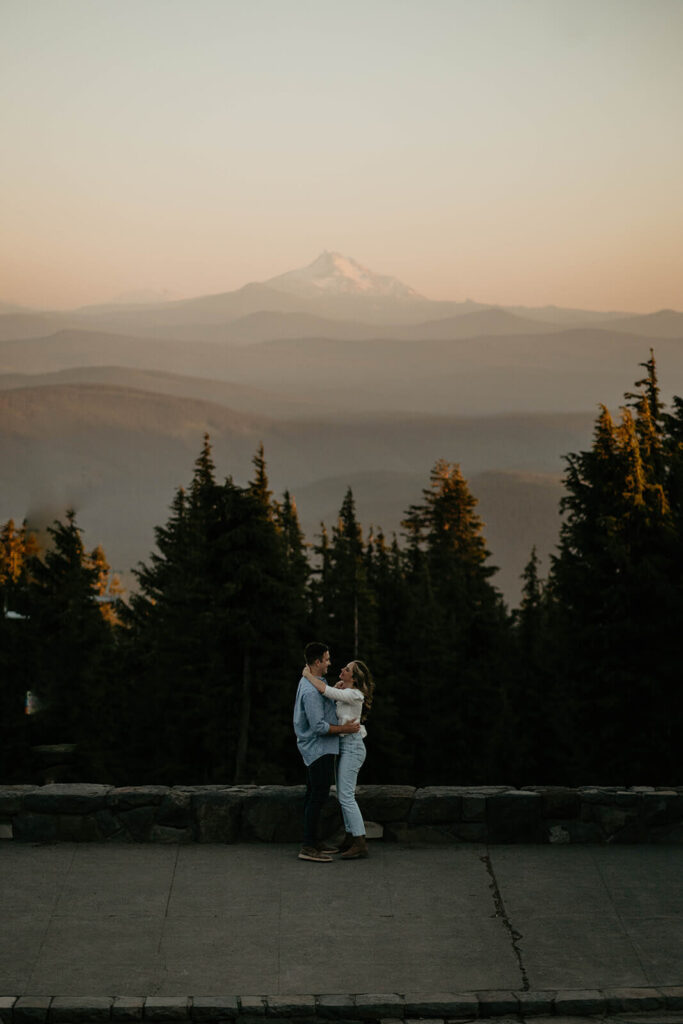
[592, 804, 632, 834]
[514, 992, 554, 1016]
[643, 791, 683, 829]
[13, 998, 52, 1024]
[191, 998, 239, 1021]
[409, 788, 463, 825]
[50, 997, 112, 1022]
[475, 992, 517, 1016]
[157, 790, 193, 828]
[354, 996, 404, 1020]
[57, 813, 101, 841]
[193, 789, 244, 843]
[486, 791, 542, 843]
[0, 998, 17, 1024]
[462, 794, 486, 822]
[119, 805, 157, 841]
[355, 785, 416, 822]
[603, 987, 663, 1012]
[95, 808, 124, 838]
[240, 786, 306, 842]
[454, 822, 488, 842]
[0, 786, 34, 815]
[659, 987, 683, 1010]
[144, 999, 189, 1021]
[238, 998, 265, 1016]
[12, 812, 58, 843]
[524, 786, 580, 820]
[151, 824, 194, 844]
[403, 994, 478, 1019]
[615, 790, 641, 807]
[578, 787, 618, 805]
[547, 823, 571, 844]
[108, 786, 170, 810]
[265, 996, 316, 1017]
[553, 990, 605, 1015]
[316, 996, 356, 1019]
[112, 998, 145, 1021]
[25, 783, 112, 815]
[561, 820, 604, 844]
[640, 792, 671, 824]
[650, 822, 683, 843]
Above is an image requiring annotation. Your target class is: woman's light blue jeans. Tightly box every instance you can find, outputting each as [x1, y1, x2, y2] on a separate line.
[336, 733, 367, 837]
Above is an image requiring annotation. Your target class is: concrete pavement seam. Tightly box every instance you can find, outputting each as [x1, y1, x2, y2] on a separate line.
[481, 850, 529, 993]
[588, 848, 655, 988]
[23, 844, 77, 994]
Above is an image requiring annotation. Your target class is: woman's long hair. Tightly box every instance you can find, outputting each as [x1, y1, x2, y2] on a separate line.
[351, 660, 375, 724]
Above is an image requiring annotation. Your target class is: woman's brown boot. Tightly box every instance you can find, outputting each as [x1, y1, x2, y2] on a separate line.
[341, 835, 368, 859]
[337, 832, 354, 854]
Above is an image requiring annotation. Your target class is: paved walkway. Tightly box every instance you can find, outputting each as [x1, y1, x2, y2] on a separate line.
[1, 841, 682, 999]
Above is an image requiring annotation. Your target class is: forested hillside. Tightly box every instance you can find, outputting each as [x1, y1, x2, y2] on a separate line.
[2, 355, 679, 788]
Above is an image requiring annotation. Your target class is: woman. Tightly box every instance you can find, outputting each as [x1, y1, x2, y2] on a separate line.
[302, 659, 375, 859]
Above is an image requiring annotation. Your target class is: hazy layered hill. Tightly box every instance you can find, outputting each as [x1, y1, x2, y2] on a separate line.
[595, 309, 683, 338]
[0, 366, 321, 419]
[0, 381, 589, 603]
[0, 305, 571, 347]
[1, 325, 680, 415]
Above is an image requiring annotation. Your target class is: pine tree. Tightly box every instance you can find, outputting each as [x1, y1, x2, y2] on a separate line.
[126, 439, 303, 784]
[399, 460, 511, 783]
[313, 488, 376, 660]
[22, 510, 116, 775]
[549, 354, 680, 782]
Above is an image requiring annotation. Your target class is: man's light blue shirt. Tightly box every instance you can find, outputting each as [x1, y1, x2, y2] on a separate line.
[293, 676, 339, 766]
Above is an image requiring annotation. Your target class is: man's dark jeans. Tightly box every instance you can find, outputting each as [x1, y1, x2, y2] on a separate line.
[303, 753, 335, 847]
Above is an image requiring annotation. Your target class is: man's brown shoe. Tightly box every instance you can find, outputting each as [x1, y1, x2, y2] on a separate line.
[316, 842, 340, 855]
[340, 836, 368, 859]
[298, 845, 333, 862]
[337, 831, 354, 853]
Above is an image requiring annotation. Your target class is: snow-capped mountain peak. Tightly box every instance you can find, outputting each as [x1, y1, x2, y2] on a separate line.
[264, 251, 424, 301]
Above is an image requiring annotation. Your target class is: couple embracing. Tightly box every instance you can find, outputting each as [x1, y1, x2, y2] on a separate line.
[293, 641, 375, 863]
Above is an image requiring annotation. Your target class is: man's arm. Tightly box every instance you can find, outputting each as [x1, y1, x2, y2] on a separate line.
[301, 686, 360, 735]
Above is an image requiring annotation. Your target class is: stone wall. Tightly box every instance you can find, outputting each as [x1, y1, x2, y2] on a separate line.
[1, 784, 682, 844]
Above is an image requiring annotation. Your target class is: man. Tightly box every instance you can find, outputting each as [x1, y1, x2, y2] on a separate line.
[293, 641, 360, 862]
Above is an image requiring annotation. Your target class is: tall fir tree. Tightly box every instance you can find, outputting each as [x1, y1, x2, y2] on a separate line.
[125, 438, 304, 784]
[399, 460, 512, 783]
[549, 354, 680, 781]
[21, 510, 117, 777]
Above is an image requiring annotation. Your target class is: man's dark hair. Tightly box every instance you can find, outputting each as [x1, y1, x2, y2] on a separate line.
[305, 641, 329, 666]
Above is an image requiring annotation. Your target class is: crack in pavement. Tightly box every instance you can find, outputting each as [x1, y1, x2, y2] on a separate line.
[481, 850, 529, 992]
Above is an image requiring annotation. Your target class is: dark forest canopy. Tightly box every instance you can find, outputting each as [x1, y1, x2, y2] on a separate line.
[1, 353, 681, 787]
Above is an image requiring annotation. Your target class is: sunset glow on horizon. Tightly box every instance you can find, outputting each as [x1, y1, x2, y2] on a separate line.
[1, 0, 682, 314]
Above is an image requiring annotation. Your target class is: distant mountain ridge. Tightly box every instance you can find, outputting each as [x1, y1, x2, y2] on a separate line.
[264, 250, 424, 300]
[2, 251, 650, 335]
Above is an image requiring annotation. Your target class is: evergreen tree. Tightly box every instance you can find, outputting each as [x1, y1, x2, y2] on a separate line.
[399, 460, 512, 783]
[509, 548, 566, 782]
[549, 354, 680, 781]
[126, 438, 303, 784]
[22, 510, 117, 776]
[313, 488, 377, 659]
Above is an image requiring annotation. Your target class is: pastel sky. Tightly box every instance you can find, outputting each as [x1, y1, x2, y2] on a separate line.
[2, 0, 682, 312]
